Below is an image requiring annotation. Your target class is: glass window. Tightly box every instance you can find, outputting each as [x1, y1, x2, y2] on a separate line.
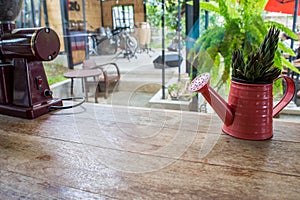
[112, 5, 134, 31]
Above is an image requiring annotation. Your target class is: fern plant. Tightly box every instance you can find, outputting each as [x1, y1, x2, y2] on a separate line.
[189, 0, 300, 89]
[232, 26, 281, 83]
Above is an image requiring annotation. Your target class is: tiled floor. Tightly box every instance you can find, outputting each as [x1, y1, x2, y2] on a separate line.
[72, 48, 187, 106]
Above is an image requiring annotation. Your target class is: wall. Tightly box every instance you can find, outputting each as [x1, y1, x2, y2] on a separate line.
[41, 0, 144, 65]
[67, 0, 102, 31]
[85, 0, 102, 31]
[41, 0, 102, 51]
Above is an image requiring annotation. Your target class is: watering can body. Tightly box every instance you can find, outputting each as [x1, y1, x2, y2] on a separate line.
[189, 73, 295, 140]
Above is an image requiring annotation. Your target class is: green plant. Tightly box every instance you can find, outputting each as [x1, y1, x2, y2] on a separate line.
[167, 83, 180, 100]
[190, 0, 300, 89]
[167, 80, 191, 101]
[199, 6, 219, 32]
[232, 26, 281, 82]
[146, 0, 186, 38]
[146, 3, 162, 29]
[165, 0, 185, 33]
[146, 1, 185, 49]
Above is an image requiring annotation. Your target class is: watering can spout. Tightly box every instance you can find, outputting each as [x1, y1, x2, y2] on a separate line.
[189, 73, 234, 126]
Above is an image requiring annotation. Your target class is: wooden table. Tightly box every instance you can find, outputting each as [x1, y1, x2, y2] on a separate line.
[64, 69, 103, 102]
[0, 103, 299, 199]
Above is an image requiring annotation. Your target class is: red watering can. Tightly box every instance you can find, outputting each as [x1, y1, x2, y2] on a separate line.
[189, 73, 295, 140]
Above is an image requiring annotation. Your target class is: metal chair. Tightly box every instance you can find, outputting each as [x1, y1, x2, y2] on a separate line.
[83, 60, 121, 101]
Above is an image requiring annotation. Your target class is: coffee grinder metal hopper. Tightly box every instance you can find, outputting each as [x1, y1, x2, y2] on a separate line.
[0, 0, 63, 119]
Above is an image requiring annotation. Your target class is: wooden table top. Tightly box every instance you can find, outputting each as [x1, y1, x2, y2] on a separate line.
[64, 69, 103, 78]
[0, 103, 299, 199]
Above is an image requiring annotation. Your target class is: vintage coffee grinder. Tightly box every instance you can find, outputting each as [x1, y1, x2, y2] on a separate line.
[0, 0, 63, 119]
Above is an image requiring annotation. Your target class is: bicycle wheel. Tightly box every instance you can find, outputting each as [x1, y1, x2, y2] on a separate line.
[127, 36, 138, 53]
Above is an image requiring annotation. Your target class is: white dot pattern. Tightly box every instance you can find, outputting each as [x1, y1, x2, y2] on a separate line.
[189, 73, 210, 92]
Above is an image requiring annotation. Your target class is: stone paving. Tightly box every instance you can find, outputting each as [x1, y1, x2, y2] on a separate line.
[52, 48, 186, 107]
[88, 49, 185, 107]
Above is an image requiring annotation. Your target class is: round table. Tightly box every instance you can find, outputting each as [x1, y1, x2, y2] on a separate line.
[64, 69, 103, 102]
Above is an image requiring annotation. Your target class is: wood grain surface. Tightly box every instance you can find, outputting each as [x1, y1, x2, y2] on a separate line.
[0, 103, 299, 199]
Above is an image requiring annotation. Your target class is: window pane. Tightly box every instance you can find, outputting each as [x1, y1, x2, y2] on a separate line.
[112, 5, 134, 31]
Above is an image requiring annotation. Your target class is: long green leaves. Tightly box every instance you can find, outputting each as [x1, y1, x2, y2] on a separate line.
[199, 2, 220, 14]
[266, 21, 298, 40]
[231, 26, 281, 82]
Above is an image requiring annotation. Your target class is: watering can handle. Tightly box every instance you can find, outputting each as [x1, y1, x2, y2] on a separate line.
[273, 75, 296, 117]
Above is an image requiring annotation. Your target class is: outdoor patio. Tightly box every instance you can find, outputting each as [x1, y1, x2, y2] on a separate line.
[49, 47, 300, 122]
[51, 48, 189, 107]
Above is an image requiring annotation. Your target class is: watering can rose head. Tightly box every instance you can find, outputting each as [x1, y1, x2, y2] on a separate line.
[231, 26, 281, 83]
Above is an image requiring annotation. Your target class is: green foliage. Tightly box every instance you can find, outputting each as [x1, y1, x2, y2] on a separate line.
[199, 5, 219, 32]
[167, 80, 191, 101]
[44, 63, 68, 85]
[232, 26, 281, 82]
[165, 0, 179, 31]
[146, 0, 186, 48]
[146, 0, 185, 33]
[146, 3, 162, 29]
[190, 0, 299, 89]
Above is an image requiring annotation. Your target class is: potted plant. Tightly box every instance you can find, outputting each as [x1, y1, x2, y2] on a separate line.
[167, 80, 191, 101]
[189, 0, 300, 90]
[189, 26, 296, 140]
[231, 26, 281, 83]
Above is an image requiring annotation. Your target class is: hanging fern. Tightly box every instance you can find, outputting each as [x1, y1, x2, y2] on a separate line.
[190, 0, 300, 90]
